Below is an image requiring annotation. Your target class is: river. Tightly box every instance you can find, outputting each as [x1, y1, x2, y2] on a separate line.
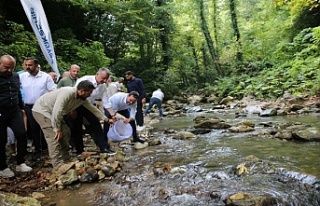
[44, 110, 320, 206]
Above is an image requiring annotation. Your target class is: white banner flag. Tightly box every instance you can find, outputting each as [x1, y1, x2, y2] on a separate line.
[20, 0, 60, 78]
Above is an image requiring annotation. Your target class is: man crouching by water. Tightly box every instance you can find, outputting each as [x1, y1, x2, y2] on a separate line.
[32, 80, 113, 169]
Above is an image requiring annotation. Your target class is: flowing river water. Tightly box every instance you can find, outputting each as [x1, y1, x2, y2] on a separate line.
[44, 109, 320, 206]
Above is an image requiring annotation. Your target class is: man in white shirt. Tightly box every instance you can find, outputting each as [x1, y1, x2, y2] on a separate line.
[104, 91, 145, 143]
[144, 88, 164, 117]
[73, 68, 116, 155]
[19, 57, 56, 160]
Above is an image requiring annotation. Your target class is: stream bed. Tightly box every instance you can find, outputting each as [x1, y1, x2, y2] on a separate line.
[44, 110, 320, 206]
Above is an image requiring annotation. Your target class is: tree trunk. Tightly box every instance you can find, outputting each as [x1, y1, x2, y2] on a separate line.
[156, 0, 172, 73]
[199, 0, 222, 76]
[212, 0, 218, 50]
[229, 0, 243, 61]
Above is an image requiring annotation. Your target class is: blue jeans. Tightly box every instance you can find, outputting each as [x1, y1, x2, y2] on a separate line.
[144, 97, 163, 117]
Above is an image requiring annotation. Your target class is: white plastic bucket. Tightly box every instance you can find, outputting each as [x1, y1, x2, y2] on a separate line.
[107, 120, 132, 142]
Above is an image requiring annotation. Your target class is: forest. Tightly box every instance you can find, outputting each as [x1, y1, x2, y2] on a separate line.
[1, 0, 320, 99]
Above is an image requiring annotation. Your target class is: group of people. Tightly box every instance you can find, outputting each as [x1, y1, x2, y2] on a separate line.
[0, 54, 165, 179]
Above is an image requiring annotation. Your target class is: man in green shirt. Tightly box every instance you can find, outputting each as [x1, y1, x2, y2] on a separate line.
[57, 64, 80, 88]
[32, 80, 112, 168]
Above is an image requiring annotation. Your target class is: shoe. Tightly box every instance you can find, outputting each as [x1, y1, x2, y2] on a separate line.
[0, 168, 15, 178]
[101, 148, 116, 155]
[16, 163, 33, 172]
[27, 139, 33, 148]
[137, 126, 145, 132]
[133, 137, 145, 143]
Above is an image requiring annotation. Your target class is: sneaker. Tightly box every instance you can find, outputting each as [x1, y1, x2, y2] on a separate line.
[16, 163, 33, 172]
[0, 168, 15, 178]
[101, 148, 116, 155]
[137, 126, 145, 132]
[27, 139, 33, 148]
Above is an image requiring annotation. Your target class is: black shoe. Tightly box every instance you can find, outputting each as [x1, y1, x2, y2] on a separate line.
[101, 148, 116, 155]
[133, 138, 145, 143]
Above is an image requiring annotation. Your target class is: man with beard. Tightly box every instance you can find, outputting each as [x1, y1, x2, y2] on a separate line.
[19, 57, 56, 160]
[32, 80, 113, 168]
[124, 71, 146, 129]
[0, 55, 32, 178]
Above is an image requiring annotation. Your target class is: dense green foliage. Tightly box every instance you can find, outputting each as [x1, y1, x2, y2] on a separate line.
[0, 0, 320, 100]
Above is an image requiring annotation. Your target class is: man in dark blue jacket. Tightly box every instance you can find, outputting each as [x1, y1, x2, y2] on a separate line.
[125, 71, 146, 127]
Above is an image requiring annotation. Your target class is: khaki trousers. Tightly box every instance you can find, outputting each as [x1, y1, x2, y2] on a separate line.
[32, 111, 71, 168]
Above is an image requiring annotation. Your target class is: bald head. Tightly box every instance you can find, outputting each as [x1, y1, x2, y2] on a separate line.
[69, 64, 80, 79]
[48, 72, 57, 83]
[0, 55, 16, 76]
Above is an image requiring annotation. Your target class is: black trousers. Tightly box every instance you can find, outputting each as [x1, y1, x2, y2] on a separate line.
[104, 109, 138, 141]
[0, 108, 27, 170]
[25, 104, 47, 153]
[135, 96, 144, 126]
[72, 106, 109, 153]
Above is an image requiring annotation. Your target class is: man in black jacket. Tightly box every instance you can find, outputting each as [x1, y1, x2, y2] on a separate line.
[125, 71, 146, 127]
[0, 55, 32, 178]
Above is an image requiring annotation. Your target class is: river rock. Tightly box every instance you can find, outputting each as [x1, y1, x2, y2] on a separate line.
[243, 105, 262, 114]
[194, 120, 231, 129]
[187, 95, 202, 105]
[0, 192, 41, 206]
[224, 193, 277, 206]
[31, 192, 45, 200]
[80, 167, 99, 182]
[259, 109, 277, 117]
[292, 127, 320, 141]
[290, 104, 304, 111]
[274, 131, 293, 140]
[236, 164, 249, 175]
[207, 95, 219, 104]
[219, 96, 234, 105]
[228, 125, 254, 133]
[134, 142, 149, 149]
[59, 169, 79, 185]
[148, 137, 162, 146]
[173, 131, 196, 139]
[166, 100, 178, 106]
[188, 128, 212, 135]
[101, 165, 116, 177]
[193, 115, 218, 124]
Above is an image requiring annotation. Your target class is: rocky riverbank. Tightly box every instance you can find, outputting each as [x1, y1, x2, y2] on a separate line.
[1, 92, 320, 205]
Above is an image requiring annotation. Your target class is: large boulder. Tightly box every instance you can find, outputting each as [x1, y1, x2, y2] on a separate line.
[292, 127, 320, 141]
[194, 120, 231, 129]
